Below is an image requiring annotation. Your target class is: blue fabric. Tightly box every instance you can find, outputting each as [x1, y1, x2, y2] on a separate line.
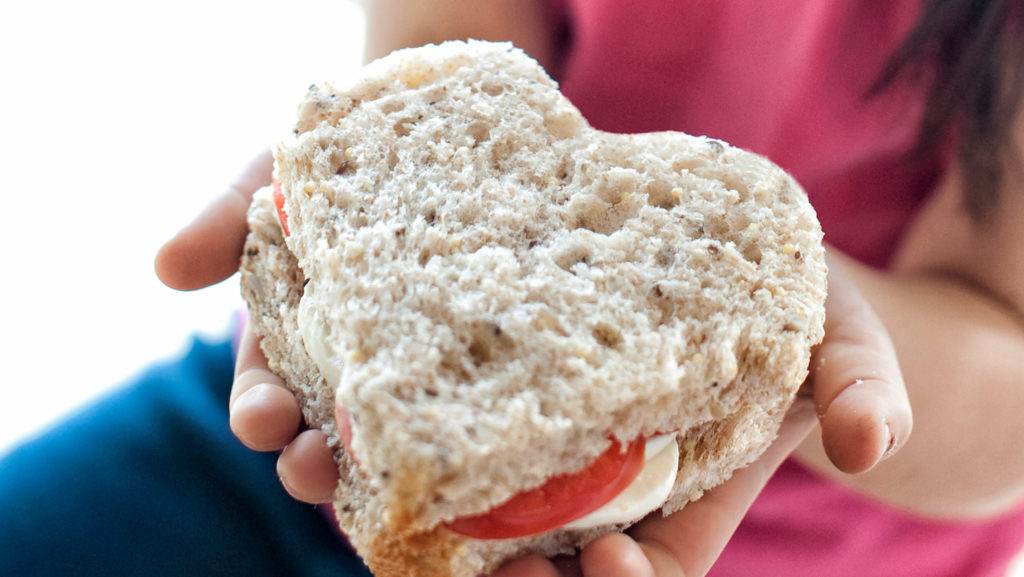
[0, 335, 373, 577]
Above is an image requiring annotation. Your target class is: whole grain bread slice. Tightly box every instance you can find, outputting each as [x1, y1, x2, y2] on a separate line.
[240, 40, 826, 577]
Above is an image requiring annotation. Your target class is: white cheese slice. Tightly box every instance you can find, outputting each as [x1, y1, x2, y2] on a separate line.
[562, 432, 679, 530]
[297, 295, 343, 389]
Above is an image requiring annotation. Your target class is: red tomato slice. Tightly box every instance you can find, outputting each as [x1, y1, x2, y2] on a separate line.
[272, 179, 289, 236]
[445, 436, 645, 540]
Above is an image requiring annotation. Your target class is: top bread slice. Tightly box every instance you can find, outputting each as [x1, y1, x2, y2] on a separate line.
[240, 40, 827, 577]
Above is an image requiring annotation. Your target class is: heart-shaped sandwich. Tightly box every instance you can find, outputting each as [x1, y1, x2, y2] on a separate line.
[240, 40, 826, 577]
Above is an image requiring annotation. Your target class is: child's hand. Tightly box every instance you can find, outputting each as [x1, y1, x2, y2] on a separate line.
[156, 149, 340, 503]
[231, 320, 339, 503]
[157, 152, 911, 574]
[155, 149, 274, 291]
[491, 253, 913, 577]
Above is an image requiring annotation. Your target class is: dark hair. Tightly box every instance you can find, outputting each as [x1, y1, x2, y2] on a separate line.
[873, 0, 1024, 220]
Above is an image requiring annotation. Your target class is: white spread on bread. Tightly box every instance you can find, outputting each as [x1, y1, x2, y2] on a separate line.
[298, 293, 343, 394]
[563, 433, 679, 530]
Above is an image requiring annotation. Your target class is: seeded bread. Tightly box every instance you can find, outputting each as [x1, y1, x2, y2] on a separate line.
[240, 40, 826, 577]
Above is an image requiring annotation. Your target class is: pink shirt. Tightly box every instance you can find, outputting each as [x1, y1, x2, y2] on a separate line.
[552, 0, 1024, 575]
[555, 0, 941, 269]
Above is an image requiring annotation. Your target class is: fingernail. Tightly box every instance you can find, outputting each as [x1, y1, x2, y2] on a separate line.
[882, 422, 898, 459]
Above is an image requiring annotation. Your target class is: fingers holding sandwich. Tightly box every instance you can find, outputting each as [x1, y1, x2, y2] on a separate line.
[608, 400, 819, 577]
[231, 321, 302, 452]
[231, 321, 339, 504]
[155, 149, 273, 291]
[808, 251, 913, 475]
[490, 555, 568, 577]
[277, 429, 339, 505]
[155, 147, 340, 504]
[489, 254, 910, 577]
[490, 401, 819, 577]
[531, 394, 837, 577]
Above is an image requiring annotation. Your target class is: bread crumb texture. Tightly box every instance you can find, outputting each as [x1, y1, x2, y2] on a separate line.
[241, 40, 826, 577]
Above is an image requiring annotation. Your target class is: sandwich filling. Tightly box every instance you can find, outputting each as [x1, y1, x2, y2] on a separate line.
[563, 432, 678, 530]
[445, 432, 679, 539]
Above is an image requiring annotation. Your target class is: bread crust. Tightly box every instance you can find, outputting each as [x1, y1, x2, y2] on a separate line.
[240, 40, 826, 577]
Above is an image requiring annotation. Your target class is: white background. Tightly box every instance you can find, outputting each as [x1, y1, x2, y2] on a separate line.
[0, 0, 365, 454]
